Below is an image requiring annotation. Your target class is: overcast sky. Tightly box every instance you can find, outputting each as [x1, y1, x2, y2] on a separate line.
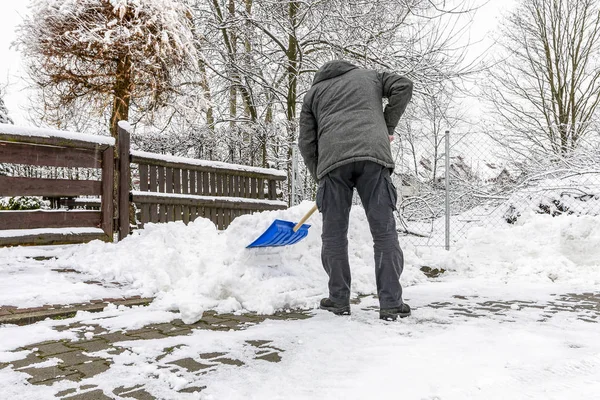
[0, 0, 515, 126]
[0, 1, 29, 124]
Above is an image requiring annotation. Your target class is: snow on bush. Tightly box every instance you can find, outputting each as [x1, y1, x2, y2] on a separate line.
[502, 175, 600, 223]
[0, 196, 48, 210]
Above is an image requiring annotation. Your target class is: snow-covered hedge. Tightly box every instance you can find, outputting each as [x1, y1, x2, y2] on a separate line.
[0, 196, 48, 211]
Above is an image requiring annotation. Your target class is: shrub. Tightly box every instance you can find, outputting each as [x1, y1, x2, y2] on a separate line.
[0, 196, 46, 210]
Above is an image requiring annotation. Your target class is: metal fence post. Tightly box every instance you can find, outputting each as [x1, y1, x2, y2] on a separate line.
[291, 143, 298, 206]
[445, 130, 450, 250]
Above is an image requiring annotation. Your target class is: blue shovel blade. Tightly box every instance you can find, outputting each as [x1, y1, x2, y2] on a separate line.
[246, 219, 311, 248]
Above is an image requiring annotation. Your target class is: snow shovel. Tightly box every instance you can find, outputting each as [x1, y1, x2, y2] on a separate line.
[246, 204, 318, 248]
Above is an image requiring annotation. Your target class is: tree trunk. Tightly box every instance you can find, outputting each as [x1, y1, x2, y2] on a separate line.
[263, 99, 273, 168]
[228, 0, 238, 163]
[199, 60, 215, 133]
[110, 54, 132, 140]
[285, 1, 300, 205]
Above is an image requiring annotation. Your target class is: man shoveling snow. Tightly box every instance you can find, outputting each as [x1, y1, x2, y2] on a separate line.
[299, 60, 414, 320]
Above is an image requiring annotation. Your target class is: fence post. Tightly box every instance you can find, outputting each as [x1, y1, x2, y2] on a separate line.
[101, 147, 114, 241]
[291, 143, 298, 206]
[118, 121, 131, 241]
[445, 130, 450, 251]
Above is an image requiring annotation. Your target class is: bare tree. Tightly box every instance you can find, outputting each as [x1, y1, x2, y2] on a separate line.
[485, 0, 600, 157]
[192, 0, 480, 203]
[16, 0, 198, 139]
[398, 85, 470, 183]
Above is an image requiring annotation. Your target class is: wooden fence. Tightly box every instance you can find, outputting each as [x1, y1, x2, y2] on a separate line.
[0, 125, 114, 246]
[0, 122, 287, 246]
[118, 123, 287, 237]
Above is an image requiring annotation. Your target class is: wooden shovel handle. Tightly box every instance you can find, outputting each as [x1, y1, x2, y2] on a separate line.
[293, 203, 318, 232]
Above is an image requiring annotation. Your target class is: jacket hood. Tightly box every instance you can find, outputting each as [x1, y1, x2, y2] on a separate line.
[313, 60, 358, 85]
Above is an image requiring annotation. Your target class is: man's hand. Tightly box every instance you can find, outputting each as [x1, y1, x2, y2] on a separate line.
[389, 135, 394, 142]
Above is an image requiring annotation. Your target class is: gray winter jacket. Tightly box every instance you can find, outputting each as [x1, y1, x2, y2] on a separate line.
[298, 60, 413, 180]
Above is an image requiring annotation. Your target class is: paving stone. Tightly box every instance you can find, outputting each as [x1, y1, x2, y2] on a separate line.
[261, 344, 285, 352]
[210, 319, 245, 330]
[113, 385, 144, 396]
[63, 389, 112, 400]
[198, 352, 227, 360]
[32, 342, 73, 357]
[96, 332, 139, 343]
[245, 340, 272, 348]
[21, 366, 79, 384]
[144, 323, 179, 334]
[67, 340, 111, 353]
[55, 325, 76, 332]
[144, 322, 192, 337]
[254, 352, 282, 363]
[55, 388, 78, 397]
[129, 331, 167, 340]
[212, 357, 244, 366]
[123, 328, 152, 336]
[230, 314, 266, 324]
[106, 347, 126, 356]
[167, 358, 212, 372]
[120, 389, 155, 399]
[9, 353, 44, 370]
[268, 311, 311, 321]
[178, 386, 206, 393]
[164, 328, 193, 337]
[196, 313, 224, 325]
[52, 351, 99, 367]
[72, 360, 110, 379]
[34, 376, 79, 387]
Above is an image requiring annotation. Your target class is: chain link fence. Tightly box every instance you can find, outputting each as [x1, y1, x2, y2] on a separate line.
[292, 130, 600, 249]
[396, 130, 600, 248]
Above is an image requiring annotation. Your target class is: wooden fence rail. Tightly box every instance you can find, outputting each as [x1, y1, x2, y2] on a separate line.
[119, 123, 287, 235]
[0, 122, 287, 246]
[0, 124, 114, 246]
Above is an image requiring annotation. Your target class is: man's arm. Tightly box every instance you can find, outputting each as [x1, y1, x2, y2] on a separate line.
[379, 72, 413, 135]
[298, 95, 319, 181]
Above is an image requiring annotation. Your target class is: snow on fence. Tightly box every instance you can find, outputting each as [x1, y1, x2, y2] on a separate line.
[0, 123, 114, 246]
[0, 122, 288, 246]
[119, 123, 287, 234]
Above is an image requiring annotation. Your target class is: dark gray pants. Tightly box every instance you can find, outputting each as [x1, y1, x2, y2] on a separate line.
[316, 161, 404, 309]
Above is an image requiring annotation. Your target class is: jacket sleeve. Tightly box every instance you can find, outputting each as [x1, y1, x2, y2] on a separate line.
[298, 94, 319, 181]
[379, 72, 413, 135]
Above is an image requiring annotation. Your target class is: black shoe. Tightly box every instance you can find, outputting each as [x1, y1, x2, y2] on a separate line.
[320, 298, 351, 315]
[379, 303, 411, 321]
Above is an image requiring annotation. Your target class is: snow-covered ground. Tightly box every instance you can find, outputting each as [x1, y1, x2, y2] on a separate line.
[1, 202, 600, 398]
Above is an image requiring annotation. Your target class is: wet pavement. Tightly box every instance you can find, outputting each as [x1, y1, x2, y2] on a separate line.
[0, 293, 598, 399]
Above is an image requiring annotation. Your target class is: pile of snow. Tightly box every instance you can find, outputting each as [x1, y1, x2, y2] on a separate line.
[2, 201, 600, 323]
[34, 202, 425, 323]
[427, 211, 600, 285]
[502, 175, 600, 222]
